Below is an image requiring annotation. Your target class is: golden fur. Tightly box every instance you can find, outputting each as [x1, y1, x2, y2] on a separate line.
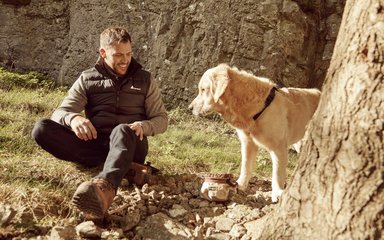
[189, 64, 321, 202]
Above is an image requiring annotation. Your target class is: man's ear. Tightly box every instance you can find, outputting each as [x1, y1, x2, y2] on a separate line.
[99, 48, 107, 59]
[212, 69, 229, 103]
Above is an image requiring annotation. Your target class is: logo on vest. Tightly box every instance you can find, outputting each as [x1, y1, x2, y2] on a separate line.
[130, 85, 142, 91]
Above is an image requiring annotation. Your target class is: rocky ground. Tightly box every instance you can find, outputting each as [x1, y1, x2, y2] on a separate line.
[1, 173, 276, 239]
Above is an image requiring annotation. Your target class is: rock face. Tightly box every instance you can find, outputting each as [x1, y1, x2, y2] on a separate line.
[0, 0, 345, 108]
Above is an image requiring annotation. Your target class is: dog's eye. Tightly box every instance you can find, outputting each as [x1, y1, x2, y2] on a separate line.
[201, 88, 205, 92]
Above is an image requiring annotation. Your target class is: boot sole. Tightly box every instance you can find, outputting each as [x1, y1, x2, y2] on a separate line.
[72, 184, 105, 220]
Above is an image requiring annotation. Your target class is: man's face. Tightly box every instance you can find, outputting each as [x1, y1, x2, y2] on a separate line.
[100, 41, 132, 76]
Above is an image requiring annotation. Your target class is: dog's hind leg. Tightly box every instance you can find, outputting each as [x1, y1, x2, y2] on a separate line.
[270, 148, 288, 202]
[236, 130, 258, 191]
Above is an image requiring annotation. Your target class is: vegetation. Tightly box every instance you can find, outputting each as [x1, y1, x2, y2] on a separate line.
[0, 68, 298, 236]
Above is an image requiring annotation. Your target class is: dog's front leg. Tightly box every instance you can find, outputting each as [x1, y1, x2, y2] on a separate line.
[270, 148, 288, 202]
[236, 130, 258, 191]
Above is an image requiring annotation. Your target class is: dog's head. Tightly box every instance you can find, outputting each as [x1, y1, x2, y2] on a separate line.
[189, 64, 230, 116]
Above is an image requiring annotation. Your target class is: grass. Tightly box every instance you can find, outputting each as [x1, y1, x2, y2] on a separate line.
[0, 68, 298, 237]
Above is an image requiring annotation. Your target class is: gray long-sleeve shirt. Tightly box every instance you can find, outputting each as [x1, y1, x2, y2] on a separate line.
[51, 58, 168, 136]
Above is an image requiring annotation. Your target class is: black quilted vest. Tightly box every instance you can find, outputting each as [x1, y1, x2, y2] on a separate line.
[81, 58, 151, 133]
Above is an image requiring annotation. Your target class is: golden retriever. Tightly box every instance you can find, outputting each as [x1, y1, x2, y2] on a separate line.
[189, 64, 321, 202]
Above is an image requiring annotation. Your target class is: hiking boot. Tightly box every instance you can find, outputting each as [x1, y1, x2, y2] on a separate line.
[72, 178, 116, 220]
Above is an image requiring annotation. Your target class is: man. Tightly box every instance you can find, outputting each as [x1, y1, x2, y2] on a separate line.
[32, 27, 168, 220]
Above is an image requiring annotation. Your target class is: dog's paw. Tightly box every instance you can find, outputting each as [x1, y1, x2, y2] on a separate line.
[236, 180, 248, 191]
[271, 189, 284, 203]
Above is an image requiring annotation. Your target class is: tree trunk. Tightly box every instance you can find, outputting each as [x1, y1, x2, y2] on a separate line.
[257, 0, 384, 239]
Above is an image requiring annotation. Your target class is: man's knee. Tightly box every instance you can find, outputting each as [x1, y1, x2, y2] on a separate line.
[110, 124, 148, 149]
[111, 124, 136, 138]
[31, 119, 52, 141]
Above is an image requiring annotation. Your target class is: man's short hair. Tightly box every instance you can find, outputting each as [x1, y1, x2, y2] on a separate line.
[100, 27, 132, 48]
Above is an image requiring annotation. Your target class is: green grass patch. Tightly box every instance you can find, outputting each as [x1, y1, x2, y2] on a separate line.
[0, 88, 66, 154]
[0, 67, 59, 91]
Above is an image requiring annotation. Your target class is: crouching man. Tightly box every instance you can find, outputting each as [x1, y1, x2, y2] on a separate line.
[32, 26, 168, 220]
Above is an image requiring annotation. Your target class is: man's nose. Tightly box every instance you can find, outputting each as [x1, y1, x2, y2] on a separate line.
[122, 54, 130, 63]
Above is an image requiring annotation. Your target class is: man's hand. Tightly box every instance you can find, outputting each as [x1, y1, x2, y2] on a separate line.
[128, 122, 144, 141]
[70, 116, 97, 141]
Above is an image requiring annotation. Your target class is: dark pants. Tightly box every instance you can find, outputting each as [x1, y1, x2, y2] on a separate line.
[31, 119, 148, 188]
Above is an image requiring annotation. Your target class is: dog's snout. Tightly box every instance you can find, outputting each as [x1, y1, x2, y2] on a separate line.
[188, 99, 195, 111]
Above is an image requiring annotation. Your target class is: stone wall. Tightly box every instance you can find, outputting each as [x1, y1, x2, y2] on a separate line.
[0, 0, 345, 108]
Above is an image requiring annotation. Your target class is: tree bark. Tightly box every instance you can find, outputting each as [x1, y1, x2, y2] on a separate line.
[257, 0, 384, 239]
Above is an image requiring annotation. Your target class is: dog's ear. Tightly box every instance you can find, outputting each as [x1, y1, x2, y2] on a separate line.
[211, 67, 229, 103]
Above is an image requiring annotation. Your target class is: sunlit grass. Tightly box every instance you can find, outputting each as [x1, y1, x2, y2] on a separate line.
[0, 85, 65, 154]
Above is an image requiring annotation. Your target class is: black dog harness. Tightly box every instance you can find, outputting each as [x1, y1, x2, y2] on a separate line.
[252, 86, 278, 120]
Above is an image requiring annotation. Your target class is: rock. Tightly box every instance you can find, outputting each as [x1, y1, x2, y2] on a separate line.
[101, 229, 125, 239]
[49, 226, 76, 240]
[136, 212, 192, 240]
[215, 217, 235, 232]
[229, 224, 247, 238]
[188, 198, 202, 208]
[244, 219, 264, 237]
[121, 208, 141, 231]
[159, 196, 176, 209]
[75, 221, 101, 238]
[225, 204, 253, 221]
[243, 208, 263, 222]
[199, 200, 210, 208]
[206, 233, 231, 240]
[0, 204, 16, 227]
[168, 204, 188, 218]
[147, 205, 159, 215]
